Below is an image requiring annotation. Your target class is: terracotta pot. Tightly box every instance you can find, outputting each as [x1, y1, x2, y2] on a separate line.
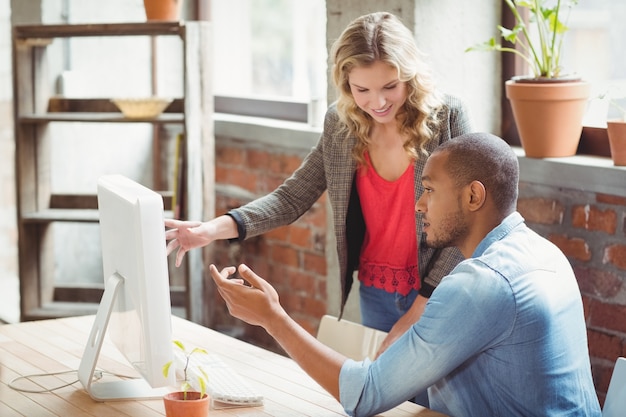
[163, 391, 209, 417]
[607, 119, 626, 166]
[505, 79, 590, 158]
[143, 0, 182, 21]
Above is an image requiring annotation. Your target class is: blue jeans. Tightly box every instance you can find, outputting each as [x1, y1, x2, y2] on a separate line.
[358, 284, 429, 407]
[359, 283, 420, 332]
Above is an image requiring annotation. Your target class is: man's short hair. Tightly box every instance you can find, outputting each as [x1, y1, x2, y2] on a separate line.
[434, 132, 519, 213]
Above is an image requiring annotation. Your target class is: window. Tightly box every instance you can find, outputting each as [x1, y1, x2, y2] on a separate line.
[563, 0, 626, 125]
[211, 0, 327, 125]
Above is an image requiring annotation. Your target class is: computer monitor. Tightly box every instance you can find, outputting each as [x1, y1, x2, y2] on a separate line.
[78, 174, 175, 401]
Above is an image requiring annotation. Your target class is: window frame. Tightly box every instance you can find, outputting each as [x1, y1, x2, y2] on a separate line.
[193, 0, 318, 125]
[215, 95, 309, 123]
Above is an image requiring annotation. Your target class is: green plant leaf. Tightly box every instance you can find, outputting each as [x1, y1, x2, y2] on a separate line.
[197, 375, 207, 398]
[465, 37, 497, 53]
[181, 381, 192, 400]
[173, 340, 186, 352]
[162, 361, 173, 378]
[547, 11, 567, 34]
[199, 367, 209, 380]
[465, 0, 579, 79]
[190, 347, 208, 356]
[517, 0, 534, 9]
[499, 25, 521, 44]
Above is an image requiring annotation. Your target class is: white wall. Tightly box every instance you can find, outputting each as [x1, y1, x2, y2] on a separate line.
[412, 0, 501, 133]
[0, 0, 17, 323]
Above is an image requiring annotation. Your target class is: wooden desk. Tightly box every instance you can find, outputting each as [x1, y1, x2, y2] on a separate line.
[0, 315, 446, 416]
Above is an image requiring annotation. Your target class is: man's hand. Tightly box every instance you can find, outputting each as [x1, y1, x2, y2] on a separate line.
[209, 264, 285, 329]
[210, 263, 345, 400]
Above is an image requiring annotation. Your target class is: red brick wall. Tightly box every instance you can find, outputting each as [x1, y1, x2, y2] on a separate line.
[518, 182, 626, 405]
[207, 137, 328, 354]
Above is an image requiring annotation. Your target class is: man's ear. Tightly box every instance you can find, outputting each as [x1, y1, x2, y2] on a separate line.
[467, 180, 486, 211]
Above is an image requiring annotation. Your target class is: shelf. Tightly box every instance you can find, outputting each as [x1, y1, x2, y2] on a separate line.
[22, 299, 187, 322]
[23, 303, 195, 321]
[24, 303, 100, 321]
[17, 97, 186, 124]
[13, 21, 214, 324]
[19, 112, 184, 124]
[21, 209, 99, 223]
[13, 22, 186, 41]
[20, 208, 175, 223]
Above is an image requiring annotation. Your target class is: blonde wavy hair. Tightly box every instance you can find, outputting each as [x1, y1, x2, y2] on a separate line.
[331, 12, 444, 166]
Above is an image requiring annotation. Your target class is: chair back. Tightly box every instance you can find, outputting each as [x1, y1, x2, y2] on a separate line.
[603, 357, 626, 417]
[316, 314, 387, 360]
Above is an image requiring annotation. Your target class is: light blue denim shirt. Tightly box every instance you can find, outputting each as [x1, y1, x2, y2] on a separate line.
[339, 212, 601, 417]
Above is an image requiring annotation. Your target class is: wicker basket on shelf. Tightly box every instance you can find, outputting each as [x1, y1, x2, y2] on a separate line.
[111, 97, 173, 119]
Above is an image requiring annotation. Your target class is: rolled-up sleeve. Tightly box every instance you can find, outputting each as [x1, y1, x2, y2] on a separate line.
[339, 359, 371, 416]
[338, 341, 434, 417]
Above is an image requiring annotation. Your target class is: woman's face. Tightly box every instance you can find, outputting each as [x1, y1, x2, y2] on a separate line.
[348, 61, 408, 125]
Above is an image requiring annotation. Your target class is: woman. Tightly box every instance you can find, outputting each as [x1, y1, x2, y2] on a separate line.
[165, 11, 472, 358]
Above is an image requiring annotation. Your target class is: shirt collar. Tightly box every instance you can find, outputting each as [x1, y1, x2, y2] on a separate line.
[471, 211, 525, 258]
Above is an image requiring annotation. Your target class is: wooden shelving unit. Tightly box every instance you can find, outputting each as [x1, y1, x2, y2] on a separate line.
[12, 22, 214, 323]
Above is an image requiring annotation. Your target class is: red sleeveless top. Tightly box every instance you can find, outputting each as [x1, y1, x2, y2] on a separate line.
[355, 153, 420, 295]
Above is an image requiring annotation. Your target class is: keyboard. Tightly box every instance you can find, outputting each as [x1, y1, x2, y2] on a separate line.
[174, 350, 264, 407]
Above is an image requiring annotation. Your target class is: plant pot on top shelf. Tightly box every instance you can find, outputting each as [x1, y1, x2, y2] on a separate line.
[143, 0, 183, 21]
[467, 0, 589, 158]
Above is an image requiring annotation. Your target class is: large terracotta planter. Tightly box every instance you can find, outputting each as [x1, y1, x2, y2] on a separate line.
[163, 391, 209, 417]
[505, 79, 591, 158]
[143, 0, 183, 21]
[607, 119, 626, 166]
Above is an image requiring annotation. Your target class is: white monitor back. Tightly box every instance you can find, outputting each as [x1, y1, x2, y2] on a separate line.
[78, 174, 175, 401]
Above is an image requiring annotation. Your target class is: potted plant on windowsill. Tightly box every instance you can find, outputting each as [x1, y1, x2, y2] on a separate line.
[162, 340, 210, 417]
[467, 0, 589, 158]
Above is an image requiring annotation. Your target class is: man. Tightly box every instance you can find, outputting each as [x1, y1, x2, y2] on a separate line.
[209, 132, 601, 417]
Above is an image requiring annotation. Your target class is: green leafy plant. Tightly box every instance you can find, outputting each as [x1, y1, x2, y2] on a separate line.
[162, 340, 209, 400]
[466, 0, 579, 79]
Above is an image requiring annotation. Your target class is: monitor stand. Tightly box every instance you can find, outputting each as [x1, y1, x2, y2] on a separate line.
[78, 273, 172, 401]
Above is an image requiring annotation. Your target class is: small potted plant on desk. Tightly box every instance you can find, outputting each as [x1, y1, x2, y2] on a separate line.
[466, 0, 589, 158]
[162, 340, 210, 417]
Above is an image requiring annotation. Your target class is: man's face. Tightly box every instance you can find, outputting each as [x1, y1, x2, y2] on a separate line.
[415, 151, 469, 249]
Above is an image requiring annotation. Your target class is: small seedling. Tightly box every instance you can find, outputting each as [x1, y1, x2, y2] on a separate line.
[162, 340, 209, 400]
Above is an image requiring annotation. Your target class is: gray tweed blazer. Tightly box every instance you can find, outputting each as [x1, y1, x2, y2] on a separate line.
[229, 94, 473, 317]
